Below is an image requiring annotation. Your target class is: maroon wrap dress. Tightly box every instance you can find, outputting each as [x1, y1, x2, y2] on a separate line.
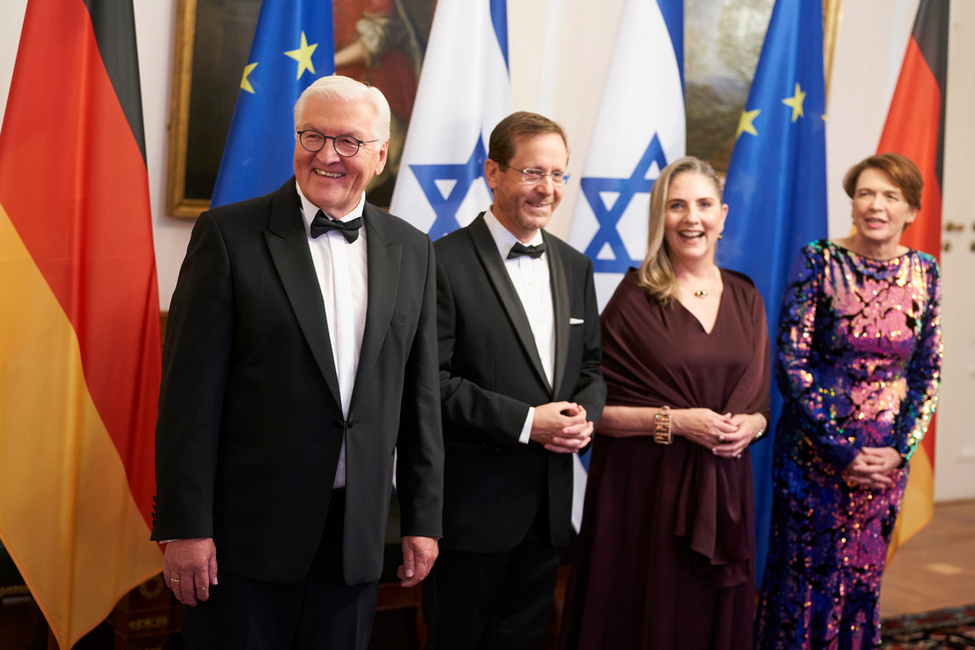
[559, 268, 770, 650]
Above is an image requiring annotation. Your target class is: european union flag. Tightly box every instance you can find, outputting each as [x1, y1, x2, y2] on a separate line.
[720, 0, 828, 583]
[210, 0, 335, 208]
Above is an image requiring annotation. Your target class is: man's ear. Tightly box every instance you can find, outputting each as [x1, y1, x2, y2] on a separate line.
[374, 140, 390, 176]
[484, 158, 501, 191]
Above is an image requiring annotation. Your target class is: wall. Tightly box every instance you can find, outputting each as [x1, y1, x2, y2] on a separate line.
[2, 0, 973, 498]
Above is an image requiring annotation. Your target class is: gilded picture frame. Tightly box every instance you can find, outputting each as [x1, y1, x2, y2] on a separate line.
[165, 0, 436, 218]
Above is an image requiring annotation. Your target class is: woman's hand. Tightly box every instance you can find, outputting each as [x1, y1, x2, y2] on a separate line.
[842, 446, 903, 489]
[672, 408, 741, 453]
[713, 413, 766, 458]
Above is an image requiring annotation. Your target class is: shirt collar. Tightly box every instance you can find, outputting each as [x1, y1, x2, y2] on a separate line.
[484, 208, 545, 259]
[296, 181, 366, 232]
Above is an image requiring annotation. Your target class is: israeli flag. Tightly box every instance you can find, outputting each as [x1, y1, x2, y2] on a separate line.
[567, 0, 684, 531]
[389, 0, 510, 238]
[567, 0, 685, 312]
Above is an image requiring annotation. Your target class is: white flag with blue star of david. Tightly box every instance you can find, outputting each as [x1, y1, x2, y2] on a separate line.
[566, 0, 684, 532]
[389, 0, 510, 239]
[567, 0, 685, 312]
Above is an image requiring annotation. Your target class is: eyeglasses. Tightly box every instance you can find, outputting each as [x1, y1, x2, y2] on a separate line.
[296, 129, 379, 157]
[503, 165, 571, 186]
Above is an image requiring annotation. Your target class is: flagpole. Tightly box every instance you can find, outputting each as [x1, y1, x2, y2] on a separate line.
[823, 0, 844, 100]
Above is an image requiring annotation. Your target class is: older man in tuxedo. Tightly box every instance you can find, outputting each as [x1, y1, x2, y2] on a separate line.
[425, 111, 606, 649]
[152, 75, 443, 649]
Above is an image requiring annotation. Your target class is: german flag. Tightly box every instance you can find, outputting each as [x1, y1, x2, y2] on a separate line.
[877, 0, 949, 561]
[0, 0, 164, 646]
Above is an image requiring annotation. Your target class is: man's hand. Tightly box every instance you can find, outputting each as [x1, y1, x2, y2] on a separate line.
[530, 402, 592, 453]
[163, 538, 218, 606]
[398, 536, 439, 588]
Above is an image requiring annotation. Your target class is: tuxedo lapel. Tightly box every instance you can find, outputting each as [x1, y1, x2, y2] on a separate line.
[264, 181, 342, 408]
[469, 215, 552, 393]
[350, 203, 401, 411]
[544, 232, 570, 398]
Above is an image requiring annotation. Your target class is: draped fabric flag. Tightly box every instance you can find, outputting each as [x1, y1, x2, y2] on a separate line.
[210, 0, 335, 208]
[720, 0, 828, 583]
[565, 0, 684, 529]
[567, 0, 685, 313]
[878, 0, 949, 561]
[0, 0, 164, 645]
[388, 0, 510, 237]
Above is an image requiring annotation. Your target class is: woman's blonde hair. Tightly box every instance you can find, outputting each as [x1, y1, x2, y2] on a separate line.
[636, 156, 723, 306]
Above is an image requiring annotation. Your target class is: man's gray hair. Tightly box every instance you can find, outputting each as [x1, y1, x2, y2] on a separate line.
[293, 75, 391, 141]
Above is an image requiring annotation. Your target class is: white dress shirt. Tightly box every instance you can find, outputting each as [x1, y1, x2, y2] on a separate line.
[484, 210, 556, 444]
[298, 183, 368, 488]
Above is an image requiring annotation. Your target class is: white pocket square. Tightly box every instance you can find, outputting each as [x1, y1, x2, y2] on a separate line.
[569, 317, 585, 325]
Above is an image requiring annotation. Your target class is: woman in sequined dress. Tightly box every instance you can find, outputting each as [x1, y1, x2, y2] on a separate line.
[755, 153, 942, 649]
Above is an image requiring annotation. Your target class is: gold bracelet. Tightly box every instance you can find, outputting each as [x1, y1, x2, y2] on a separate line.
[653, 405, 672, 445]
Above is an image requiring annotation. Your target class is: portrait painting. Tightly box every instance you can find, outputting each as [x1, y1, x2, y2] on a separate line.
[167, 0, 436, 217]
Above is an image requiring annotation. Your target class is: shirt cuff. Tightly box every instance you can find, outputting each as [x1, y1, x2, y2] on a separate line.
[518, 407, 534, 444]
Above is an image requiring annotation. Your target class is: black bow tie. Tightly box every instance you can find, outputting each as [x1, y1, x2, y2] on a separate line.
[507, 242, 547, 259]
[310, 210, 362, 243]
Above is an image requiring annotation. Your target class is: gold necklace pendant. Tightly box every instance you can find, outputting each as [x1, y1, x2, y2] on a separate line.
[693, 289, 708, 298]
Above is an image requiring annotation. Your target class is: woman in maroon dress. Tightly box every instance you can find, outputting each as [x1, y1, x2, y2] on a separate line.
[559, 156, 770, 649]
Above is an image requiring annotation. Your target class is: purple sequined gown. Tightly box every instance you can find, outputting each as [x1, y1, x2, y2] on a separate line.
[755, 240, 941, 649]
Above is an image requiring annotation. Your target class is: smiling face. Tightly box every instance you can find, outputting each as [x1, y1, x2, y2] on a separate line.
[293, 95, 388, 218]
[850, 166, 918, 249]
[663, 170, 727, 268]
[485, 132, 568, 242]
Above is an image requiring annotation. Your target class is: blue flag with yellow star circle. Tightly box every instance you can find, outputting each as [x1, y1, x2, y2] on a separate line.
[210, 0, 335, 208]
[720, 0, 828, 584]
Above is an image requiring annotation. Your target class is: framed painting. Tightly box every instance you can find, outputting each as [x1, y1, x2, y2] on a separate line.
[685, 0, 842, 171]
[166, 0, 436, 218]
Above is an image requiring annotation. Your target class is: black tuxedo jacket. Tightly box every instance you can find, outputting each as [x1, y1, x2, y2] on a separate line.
[435, 214, 605, 554]
[152, 178, 443, 585]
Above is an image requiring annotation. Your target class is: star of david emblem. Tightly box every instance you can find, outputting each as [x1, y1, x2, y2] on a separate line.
[580, 135, 668, 273]
[410, 138, 490, 240]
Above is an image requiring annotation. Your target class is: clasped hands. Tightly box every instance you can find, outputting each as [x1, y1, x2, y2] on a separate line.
[842, 446, 902, 489]
[678, 409, 765, 459]
[530, 401, 592, 453]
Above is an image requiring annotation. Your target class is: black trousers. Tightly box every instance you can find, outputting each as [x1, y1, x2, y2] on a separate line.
[423, 506, 562, 650]
[181, 490, 380, 650]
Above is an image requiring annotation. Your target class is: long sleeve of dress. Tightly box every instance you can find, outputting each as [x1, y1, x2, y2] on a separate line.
[894, 256, 942, 459]
[776, 245, 860, 469]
